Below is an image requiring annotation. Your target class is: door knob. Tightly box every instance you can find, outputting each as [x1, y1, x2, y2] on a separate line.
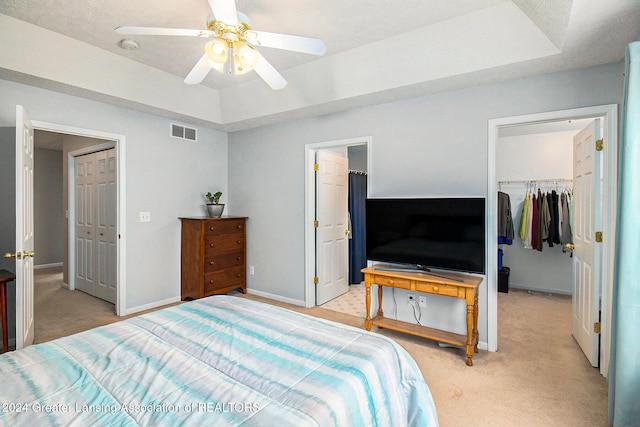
[345, 229, 352, 235]
[4, 251, 35, 259]
[565, 243, 575, 250]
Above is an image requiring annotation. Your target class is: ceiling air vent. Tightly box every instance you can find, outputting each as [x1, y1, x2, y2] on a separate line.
[171, 123, 197, 141]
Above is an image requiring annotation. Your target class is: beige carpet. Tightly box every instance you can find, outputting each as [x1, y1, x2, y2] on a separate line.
[34, 267, 608, 426]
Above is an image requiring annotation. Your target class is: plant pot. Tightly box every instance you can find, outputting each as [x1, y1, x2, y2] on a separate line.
[206, 204, 225, 218]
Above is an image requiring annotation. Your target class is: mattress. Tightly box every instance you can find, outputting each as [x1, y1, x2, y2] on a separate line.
[0, 295, 438, 426]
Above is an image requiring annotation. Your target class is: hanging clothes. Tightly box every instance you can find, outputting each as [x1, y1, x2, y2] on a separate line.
[524, 192, 534, 249]
[531, 193, 539, 249]
[518, 191, 530, 242]
[505, 180, 573, 252]
[498, 191, 514, 245]
[560, 191, 573, 245]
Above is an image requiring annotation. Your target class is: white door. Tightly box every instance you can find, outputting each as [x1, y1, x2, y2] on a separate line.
[316, 150, 349, 305]
[75, 153, 96, 296]
[96, 149, 117, 303]
[14, 105, 35, 349]
[75, 150, 116, 303]
[571, 119, 602, 366]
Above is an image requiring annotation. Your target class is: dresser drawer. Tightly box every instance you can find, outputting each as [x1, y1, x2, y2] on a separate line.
[204, 266, 245, 292]
[204, 252, 244, 273]
[205, 233, 245, 254]
[415, 282, 459, 297]
[204, 220, 245, 236]
[372, 275, 411, 289]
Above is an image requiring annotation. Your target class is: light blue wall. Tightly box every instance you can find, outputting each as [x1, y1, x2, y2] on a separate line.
[0, 79, 229, 313]
[34, 148, 64, 266]
[228, 62, 623, 341]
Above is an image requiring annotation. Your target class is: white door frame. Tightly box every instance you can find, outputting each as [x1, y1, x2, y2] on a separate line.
[31, 120, 127, 316]
[304, 136, 372, 308]
[487, 104, 617, 375]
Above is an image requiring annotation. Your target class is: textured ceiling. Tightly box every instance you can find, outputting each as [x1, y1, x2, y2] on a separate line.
[1, 0, 639, 131]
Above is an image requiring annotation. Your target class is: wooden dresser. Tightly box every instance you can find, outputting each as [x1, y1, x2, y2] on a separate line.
[179, 216, 247, 300]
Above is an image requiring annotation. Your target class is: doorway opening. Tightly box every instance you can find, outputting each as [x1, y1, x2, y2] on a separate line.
[304, 137, 371, 308]
[487, 104, 617, 376]
[32, 120, 127, 317]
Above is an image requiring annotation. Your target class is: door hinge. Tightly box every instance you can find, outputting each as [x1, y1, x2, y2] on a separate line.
[313, 163, 319, 171]
[313, 220, 319, 228]
[595, 231, 603, 243]
[314, 276, 319, 285]
[594, 322, 601, 334]
[595, 139, 604, 151]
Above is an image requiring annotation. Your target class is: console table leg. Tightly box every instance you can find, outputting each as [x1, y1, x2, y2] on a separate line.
[377, 285, 384, 318]
[473, 288, 479, 353]
[465, 289, 475, 366]
[365, 281, 372, 330]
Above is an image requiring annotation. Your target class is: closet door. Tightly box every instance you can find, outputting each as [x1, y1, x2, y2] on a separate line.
[571, 119, 601, 367]
[95, 149, 117, 303]
[75, 153, 96, 296]
[75, 149, 117, 304]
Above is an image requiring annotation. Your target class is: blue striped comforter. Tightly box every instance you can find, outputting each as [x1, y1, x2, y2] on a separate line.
[0, 296, 438, 426]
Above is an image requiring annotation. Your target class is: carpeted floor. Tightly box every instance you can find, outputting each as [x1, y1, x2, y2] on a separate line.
[33, 267, 609, 426]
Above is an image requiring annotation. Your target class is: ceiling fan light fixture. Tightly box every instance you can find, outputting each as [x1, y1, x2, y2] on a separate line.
[205, 39, 228, 65]
[233, 43, 258, 69]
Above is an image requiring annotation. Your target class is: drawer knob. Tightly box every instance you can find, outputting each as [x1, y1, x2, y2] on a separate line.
[209, 226, 215, 231]
[388, 279, 394, 285]
[433, 286, 439, 292]
[236, 256, 241, 261]
[237, 224, 242, 229]
[210, 243, 215, 247]
[237, 240, 241, 244]
[236, 273, 241, 278]
[209, 280, 214, 284]
[209, 261, 214, 265]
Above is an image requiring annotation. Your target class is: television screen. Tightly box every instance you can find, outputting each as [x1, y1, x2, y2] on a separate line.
[365, 198, 486, 274]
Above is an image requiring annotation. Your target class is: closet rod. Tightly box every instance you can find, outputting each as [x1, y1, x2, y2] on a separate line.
[498, 178, 572, 184]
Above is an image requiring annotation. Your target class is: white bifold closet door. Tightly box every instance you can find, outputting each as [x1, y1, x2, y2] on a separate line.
[75, 149, 117, 304]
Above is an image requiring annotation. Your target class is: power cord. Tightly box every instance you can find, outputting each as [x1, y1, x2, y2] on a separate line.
[392, 288, 397, 319]
[408, 298, 422, 325]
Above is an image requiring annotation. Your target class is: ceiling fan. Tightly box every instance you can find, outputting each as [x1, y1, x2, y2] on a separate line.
[115, 0, 327, 90]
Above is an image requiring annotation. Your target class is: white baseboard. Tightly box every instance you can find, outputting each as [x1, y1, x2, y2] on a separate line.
[124, 296, 181, 316]
[246, 288, 306, 307]
[509, 283, 572, 296]
[34, 262, 63, 270]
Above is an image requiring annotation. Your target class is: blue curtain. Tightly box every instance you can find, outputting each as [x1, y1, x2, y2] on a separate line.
[349, 172, 367, 284]
[608, 41, 640, 426]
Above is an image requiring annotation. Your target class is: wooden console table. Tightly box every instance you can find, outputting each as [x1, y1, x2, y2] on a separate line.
[362, 265, 482, 366]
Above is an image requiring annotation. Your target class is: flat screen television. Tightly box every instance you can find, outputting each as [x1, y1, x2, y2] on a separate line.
[365, 198, 486, 274]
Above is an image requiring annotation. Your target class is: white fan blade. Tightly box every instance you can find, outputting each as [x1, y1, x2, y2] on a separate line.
[184, 54, 213, 85]
[115, 26, 214, 37]
[207, 0, 238, 27]
[253, 53, 287, 90]
[251, 31, 327, 56]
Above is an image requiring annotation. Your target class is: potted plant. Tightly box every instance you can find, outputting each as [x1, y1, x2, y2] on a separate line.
[205, 191, 224, 217]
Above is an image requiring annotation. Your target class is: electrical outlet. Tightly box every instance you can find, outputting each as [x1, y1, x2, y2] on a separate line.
[407, 293, 416, 304]
[418, 295, 427, 308]
[139, 211, 151, 222]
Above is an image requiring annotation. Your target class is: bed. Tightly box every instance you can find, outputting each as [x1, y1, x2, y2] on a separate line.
[0, 295, 438, 426]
